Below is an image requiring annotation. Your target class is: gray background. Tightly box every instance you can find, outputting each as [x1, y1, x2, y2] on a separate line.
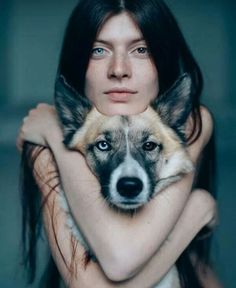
[0, 0, 235, 287]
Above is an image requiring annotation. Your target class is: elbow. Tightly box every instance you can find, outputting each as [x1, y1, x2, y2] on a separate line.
[99, 248, 141, 281]
[192, 188, 217, 228]
[103, 266, 131, 282]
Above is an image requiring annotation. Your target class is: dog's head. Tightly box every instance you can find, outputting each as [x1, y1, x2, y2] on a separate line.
[54, 74, 194, 210]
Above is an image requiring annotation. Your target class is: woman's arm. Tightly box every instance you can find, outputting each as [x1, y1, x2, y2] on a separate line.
[33, 148, 217, 288]
[18, 104, 215, 281]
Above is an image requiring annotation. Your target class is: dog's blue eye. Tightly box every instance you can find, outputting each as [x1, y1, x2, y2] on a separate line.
[96, 141, 112, 151]
[142, 141, 158, 151]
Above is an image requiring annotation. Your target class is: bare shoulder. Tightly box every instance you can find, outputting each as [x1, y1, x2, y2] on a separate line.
[186, 106, 214, 162]
[199, 105, 214, 147]
[188, 105, 214, 146]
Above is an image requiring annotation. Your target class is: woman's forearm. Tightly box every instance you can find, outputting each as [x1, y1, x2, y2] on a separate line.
[44, 106, 213, 280]
[29, 104, 213, 281]
[46, 189, 216, 288]
[34, 149, 216, 288]
[45, 137, 195, 280]
[119, 188, 216, 288]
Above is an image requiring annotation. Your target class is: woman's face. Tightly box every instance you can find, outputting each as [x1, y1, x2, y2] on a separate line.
[84, 12, 159, 116]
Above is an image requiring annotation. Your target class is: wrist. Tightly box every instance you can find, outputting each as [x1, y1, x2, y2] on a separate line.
[45, 128, 64, 149]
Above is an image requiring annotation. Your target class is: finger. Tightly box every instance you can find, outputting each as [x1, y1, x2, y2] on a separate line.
[23, 116, 29, 123]
[16, 128, 25, 152]
[37, 103, 50, 109]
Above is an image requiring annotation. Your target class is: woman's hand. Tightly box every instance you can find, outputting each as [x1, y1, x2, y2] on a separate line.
[20, 103, 217, 284]
[42, 105, 216, 281]
[33, 149, 219, 288]
[16, 103, 63, 152]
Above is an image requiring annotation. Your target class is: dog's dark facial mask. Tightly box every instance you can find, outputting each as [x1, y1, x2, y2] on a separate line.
[55, 75, 194, 210]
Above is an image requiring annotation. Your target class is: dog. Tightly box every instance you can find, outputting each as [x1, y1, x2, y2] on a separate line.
[54, 74, 194, 288]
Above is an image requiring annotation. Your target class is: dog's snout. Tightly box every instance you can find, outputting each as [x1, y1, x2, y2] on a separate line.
[117, 177, 143, 198]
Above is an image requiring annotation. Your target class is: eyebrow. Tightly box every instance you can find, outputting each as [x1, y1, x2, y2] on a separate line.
[94, 37, 146, 45]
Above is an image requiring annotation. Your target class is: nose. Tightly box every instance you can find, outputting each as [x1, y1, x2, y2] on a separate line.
[117, 177, 143, 198]
[108, 54, 132, 80]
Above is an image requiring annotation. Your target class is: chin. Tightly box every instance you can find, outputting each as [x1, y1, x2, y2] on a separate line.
[100, 103, 148, 116]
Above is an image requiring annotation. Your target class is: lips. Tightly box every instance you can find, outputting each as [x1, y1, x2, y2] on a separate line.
[104, 88, 137, 102]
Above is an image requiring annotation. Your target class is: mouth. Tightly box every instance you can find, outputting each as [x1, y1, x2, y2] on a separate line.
[110, 198, 147, 211]
[115, 201, 144, 211]
[104, 88, 137, 103]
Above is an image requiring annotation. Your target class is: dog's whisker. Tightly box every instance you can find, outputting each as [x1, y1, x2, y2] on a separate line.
[131, 208, 138, 218]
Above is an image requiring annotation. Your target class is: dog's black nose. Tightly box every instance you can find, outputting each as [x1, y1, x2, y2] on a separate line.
[117, 177, 143, 198]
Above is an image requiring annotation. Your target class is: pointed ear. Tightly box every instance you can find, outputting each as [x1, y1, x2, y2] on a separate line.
[54, 75, 92, 146]
[151, 73, 192, 134]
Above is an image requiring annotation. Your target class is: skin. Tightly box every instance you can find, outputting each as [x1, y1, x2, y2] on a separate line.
[17, 12, 222, 288]
[33, 141, 217, 288]
[84, 12, 158, 116]
[17, 105, 221, 288]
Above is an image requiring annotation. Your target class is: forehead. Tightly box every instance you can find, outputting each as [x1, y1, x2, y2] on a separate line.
[96, 12, 144, 45]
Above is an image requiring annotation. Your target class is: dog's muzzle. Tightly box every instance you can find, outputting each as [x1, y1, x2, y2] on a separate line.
[109, 156, 150, 210]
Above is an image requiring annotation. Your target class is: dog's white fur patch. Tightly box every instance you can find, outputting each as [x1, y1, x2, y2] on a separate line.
[109, 127, 150, 209]
[159, 150, 194, 179]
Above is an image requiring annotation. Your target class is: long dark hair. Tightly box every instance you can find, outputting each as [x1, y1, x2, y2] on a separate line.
[21, 0, 215, 287]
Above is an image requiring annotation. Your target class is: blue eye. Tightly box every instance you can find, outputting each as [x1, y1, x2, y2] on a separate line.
[96, 141, 112, 151]
[92, 47, 106, 56]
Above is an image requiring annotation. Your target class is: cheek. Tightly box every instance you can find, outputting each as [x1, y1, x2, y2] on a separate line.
[147, 66, 159, 94]
[85, 64, 104, 99]
[84, 66, 93, 96]
[85, 64, 99, 87]
[86, 60, 108, 82]
[148, 73, 159, 97]
[136, 62, 159, 97]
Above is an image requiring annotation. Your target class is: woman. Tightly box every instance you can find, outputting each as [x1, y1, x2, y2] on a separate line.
[17, 0, 221, 287]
